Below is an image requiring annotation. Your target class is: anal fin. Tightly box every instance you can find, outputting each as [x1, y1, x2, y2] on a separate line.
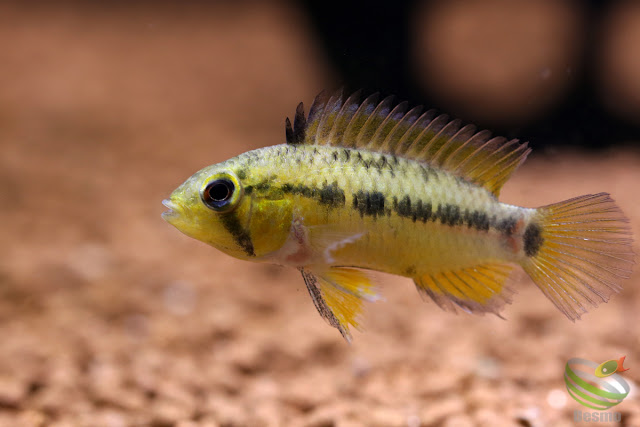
[300, 267, 380, 342]
[414, 263, 515, 316]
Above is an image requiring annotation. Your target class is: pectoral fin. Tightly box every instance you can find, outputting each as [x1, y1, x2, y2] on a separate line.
[300, 267, 380, 342]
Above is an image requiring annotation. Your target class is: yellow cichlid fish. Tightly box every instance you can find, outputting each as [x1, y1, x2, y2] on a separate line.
[162, 90, 634, 341]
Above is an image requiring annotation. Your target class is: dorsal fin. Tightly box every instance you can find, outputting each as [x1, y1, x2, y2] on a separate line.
[285, 90, 531, 196]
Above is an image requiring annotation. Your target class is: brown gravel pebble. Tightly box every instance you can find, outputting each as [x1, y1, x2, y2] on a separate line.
[0, 377, 27, 408]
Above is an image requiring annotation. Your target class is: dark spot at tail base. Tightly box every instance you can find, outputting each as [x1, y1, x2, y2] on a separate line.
[524, 223, 544, 257]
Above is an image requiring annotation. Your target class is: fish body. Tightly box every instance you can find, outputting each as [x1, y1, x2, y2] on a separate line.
[594, 356, 629, 378]
[163, 91, 634, 341]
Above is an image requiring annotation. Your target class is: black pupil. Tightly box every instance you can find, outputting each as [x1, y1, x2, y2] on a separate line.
[208, 180, 232, 202]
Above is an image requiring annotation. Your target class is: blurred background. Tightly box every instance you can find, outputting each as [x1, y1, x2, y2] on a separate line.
[0, 1, 638, 426]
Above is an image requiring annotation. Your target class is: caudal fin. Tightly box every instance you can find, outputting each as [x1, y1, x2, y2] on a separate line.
[521, 193, 634, 320]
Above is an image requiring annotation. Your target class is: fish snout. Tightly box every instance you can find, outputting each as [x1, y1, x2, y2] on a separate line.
[162, 199, 183, 223]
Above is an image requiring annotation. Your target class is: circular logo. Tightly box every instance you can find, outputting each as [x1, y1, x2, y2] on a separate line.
[565, 358, 630, 410]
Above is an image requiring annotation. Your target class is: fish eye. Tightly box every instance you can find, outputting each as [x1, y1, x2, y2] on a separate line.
[201, 177, 239, 212]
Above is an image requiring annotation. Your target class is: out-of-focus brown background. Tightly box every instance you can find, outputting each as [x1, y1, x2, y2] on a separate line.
[0, 1, 639, 426]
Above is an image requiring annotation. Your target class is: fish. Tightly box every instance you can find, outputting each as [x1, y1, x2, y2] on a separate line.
[162, 90, 635, 342]
[594, 356, 629, 378]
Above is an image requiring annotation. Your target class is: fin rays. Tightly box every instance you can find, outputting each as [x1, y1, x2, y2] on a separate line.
[521, 193, 634, 320]
[299, 267, 379, 342]
[414, 263, 515, 315]
[286, 90, 530, 196]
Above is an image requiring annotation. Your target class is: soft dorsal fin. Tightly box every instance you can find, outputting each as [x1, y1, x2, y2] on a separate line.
[285, 90, 531, 196]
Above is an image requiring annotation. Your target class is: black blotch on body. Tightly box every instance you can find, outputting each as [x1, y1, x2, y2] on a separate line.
[523, 223, 544, 257]
[437, 204, 462, 226]
[395, 196, 433, 223]
[220, 212, 255, 257]
[353, 190, 386, 218]
[255, 181, 271, 191]
[497, 217, 518, 235]
[281, 182, 345, 207]
[465, 210, 490, 231]
[396, 195, 413, 219]
[395, 197, 495, 231]
[319, 182, 346, 207]
[415, 200, 432, 222]
[282, 183, 315, 198]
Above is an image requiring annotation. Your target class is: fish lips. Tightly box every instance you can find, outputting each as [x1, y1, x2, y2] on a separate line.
[161, 199, 183, 224]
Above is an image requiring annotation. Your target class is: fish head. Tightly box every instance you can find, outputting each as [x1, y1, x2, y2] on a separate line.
[162, 161, 293, 260]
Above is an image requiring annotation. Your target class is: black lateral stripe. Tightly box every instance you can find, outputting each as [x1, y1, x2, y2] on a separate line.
[395, 195, 413, 219]
[319, 182, 346, 207]
[438, 204, 462, 226]
[465, 210, 490, 231]
[281, 181, 346, 208]
[496, 217, 518, 235]
[220, 212, 255, 256]
[415, 200, 432, 222]
[393, 195, 497, 231]
[353, 190, 385, 218]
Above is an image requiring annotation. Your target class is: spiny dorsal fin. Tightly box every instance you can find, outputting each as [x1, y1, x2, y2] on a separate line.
[285, 90, 531, 196]
[285, 102, 306, 145]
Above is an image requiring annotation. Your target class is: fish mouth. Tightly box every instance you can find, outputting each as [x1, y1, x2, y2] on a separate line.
[161, 199, 183, 222]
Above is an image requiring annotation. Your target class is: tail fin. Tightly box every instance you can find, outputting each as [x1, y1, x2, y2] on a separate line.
[521, 193, 634, 320]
